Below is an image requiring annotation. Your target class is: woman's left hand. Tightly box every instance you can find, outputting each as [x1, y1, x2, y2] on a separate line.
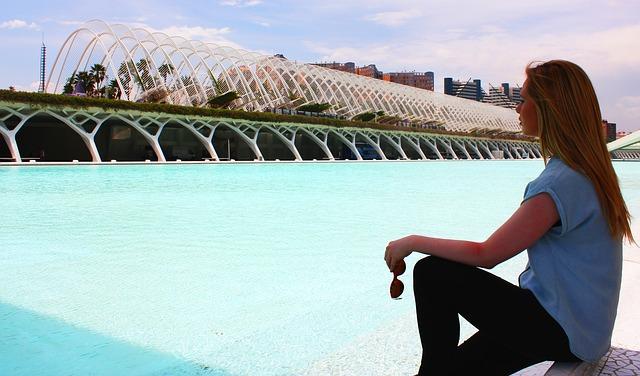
[385, 235, 415, 272]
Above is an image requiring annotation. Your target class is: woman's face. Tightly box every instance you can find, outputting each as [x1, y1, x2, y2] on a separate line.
[516, 79, 539, 137]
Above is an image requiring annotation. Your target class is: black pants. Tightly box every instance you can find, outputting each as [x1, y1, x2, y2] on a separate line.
[413, 256, 579, 375]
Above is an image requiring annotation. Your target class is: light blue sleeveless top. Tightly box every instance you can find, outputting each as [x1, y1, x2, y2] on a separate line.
[519, 157, 622, 362]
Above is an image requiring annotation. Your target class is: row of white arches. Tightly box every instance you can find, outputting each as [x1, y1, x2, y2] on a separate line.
[48, 20, 521, 134]
[0, 103, 540, 163]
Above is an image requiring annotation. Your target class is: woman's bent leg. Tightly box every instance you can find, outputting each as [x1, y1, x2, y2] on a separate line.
[413, 256, 578, 376]
[413, 257, 462, 374]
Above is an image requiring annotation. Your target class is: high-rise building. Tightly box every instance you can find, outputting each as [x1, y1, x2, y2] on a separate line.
[602, 120, 617, 143]
[383, 71, 434, 91]
[444, 78, 483, 101]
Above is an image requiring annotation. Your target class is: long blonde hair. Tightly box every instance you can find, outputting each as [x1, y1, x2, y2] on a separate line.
[526, 60, 634, 243]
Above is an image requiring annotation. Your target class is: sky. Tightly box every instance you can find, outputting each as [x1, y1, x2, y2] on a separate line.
[1, 0, 639, 131]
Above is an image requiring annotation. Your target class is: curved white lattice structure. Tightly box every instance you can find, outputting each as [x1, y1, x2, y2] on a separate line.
[48, 20, 521, 133]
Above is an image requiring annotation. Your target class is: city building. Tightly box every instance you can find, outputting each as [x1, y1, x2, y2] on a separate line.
[311, 62, 382, 79]
[383, 71, 434, 91]
[355, 64, 383, 79]
[602, 120, 617, 143]
[311, 61, 355, 74]
[616, 131, 629, 140]
[481, 83, 521, 109]
[482, 84, 516, 109]
[510, 86, 522, 103]
[501, 83, 523, 104]
[313, 62, 435, 91]
[443, 79, 522, 109]
[444, 78, 483, 101]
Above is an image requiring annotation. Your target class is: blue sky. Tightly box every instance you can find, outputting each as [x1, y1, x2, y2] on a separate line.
[1, 0, 639, 130]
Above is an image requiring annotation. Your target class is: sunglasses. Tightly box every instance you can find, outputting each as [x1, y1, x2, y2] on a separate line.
[390, 259, 406, 299]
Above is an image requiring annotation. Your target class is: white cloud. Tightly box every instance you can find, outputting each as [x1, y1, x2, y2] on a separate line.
[364, 10, 421, 27]
[0, 19, 38, 30]
[616, 96, 640, 119]
[9, 81, 40, 92]
[220, 0, 262, 7]
[160, 25, 231, 38]
[57, 20, 84, 26]
[131, 23, 241, 48]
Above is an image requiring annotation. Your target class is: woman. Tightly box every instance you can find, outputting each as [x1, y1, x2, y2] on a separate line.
[384, 60, 634, 375]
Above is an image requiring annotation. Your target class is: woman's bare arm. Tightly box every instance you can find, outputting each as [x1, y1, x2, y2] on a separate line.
[384, 193, 559, 271]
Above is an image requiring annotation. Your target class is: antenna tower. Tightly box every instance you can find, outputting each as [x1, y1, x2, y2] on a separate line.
[39, 39, 46, 93]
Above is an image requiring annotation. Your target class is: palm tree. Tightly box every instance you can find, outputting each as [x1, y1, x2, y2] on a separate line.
[158, 63, 175, 84]
[62, 76, 75, 94]
[207, 91, 239, 108]
[207, 70, 226, 94]
[117, 60, 136, 98]
[107, 79, 121, 99]
[297, 102, 331, 113]
[74, 71, 93, 95]
[278, 89, 303, 109]
[89, 64, 107, 95]
[136, 58, 156, 91]
[353, 112, 376, 122]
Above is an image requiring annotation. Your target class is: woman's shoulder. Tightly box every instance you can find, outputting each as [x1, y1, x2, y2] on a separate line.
[540, 157, 590, 187]
[525, 157, 593, 199]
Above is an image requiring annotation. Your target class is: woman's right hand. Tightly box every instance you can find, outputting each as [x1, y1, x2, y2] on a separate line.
[385, 235, 415, 273]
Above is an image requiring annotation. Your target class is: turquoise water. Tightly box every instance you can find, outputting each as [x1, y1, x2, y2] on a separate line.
[1, 161, 638, 376]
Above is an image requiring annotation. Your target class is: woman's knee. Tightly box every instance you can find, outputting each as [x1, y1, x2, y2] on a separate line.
[413, 256, 468, 285]
[414, 256, 447, 282]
